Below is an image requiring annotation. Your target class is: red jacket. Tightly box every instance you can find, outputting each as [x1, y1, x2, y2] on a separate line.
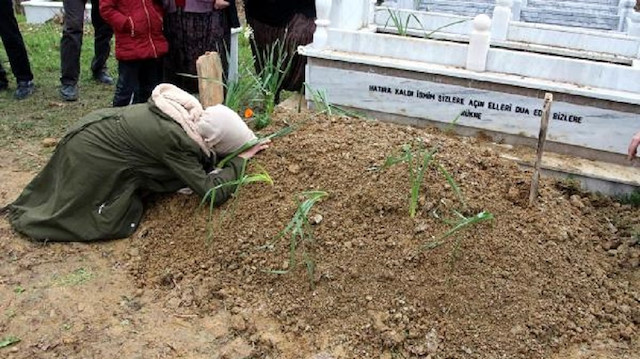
[100, 0, 168, 61]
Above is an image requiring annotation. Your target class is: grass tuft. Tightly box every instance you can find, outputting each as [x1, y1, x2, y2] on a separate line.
[267, 190, 329, 290]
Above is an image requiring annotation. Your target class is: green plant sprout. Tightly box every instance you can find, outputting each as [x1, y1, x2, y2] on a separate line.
[251, 37, 295, 129]
[200, 161, 273, 241]
[437, 163, 466, 209]
[0, 336, 20, 349]
[444, 111, 463, 134]
[381, 7, 424, 36]
[382, 142, 438, 218]
[424, 19, 469, 39]
[422, 210, 494, 251]
[224, 65, 260, 112]
[304, 83, 369, 119]
[267, 191, 329, 290]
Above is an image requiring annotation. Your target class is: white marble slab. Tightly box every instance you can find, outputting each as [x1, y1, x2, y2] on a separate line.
[300, 46, 640, 105]
[414, 0, 622, 31]
[306, 65, 640, 156]
[324, 29, 640, 93]
[506, 22, 640, 58]
[373, 7, 639, 62]
[22, 1, 91, 24]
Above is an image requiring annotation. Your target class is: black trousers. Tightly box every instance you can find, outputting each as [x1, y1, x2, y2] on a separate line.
[113, 58, 163, 107]
[0, 0, 34, 84]
[60, 0, 113, 86]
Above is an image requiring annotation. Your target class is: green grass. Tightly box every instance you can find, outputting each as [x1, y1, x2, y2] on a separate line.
[0, 19, 263, 168]
[0, 336, 20, 349]
[52, 267, 94, 286]
[0, 17, 114, 169]
[382, 142, 438, 218]
[617, 189, 640, 208]
[267, 190, 328, 289]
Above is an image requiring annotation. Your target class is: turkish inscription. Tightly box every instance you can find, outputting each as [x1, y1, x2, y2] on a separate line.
[307, 65, 639, 156]
[368, 85, 583, 124]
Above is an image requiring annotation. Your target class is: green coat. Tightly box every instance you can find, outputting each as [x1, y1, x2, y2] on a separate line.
[9, 102, 246, 242]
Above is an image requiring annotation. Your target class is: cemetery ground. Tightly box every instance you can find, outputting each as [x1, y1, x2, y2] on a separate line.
[1, 18, 640, 359]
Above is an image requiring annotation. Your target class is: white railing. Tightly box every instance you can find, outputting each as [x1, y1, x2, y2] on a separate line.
[369, 1, 640, 65]
[310, 0, 640, 96]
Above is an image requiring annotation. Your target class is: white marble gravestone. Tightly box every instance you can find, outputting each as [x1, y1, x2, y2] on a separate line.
[303, 0, 640, 167]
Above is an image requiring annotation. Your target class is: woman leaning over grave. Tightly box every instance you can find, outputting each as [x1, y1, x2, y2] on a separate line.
[244, 0, 316, 101]
[6, 84, 268, 242]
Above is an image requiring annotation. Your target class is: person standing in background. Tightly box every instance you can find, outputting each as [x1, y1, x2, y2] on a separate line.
[162, 0, 240, 94]
[629, 131, 640, 160]
[60, 0, 114, 101]
[244, 0, 316, 100]
[0, 0, 35, 100]
[100, 0, 169, 106]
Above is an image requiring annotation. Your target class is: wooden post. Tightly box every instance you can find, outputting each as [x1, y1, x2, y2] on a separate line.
[196, 52, 224, 108]
[528, 92, 553, 206]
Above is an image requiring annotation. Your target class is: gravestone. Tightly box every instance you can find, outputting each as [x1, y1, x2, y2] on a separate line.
[303, 0, 640, 172]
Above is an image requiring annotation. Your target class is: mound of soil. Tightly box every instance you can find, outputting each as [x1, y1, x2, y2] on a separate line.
[130, 109, 639, 358]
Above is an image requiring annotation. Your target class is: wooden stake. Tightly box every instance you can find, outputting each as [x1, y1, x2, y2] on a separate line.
[529, 93, 553, 206]
[196, 52, 224, 108]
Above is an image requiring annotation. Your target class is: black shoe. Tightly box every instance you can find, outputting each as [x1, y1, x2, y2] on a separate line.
[93, 71, 114, 85]
[14, 80, 35, 100]
[60, 84, 78, 101]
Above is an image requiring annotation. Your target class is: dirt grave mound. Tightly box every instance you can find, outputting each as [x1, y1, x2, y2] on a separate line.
[130, 109, 639, 359]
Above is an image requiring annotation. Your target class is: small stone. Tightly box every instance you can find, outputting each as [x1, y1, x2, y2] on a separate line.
[382, 330, 406, 347]
[310, 214, 323, 225]
[288, 164, 301, 174]
[308, 353, 335, 359]
[366, 295, 373, 301]
[42, 138, 59, 147]
[230, 314, 246, 332]
[414, 223, 429, 234]
[425, 328, 440, 354]
[569, 195, 585, 209]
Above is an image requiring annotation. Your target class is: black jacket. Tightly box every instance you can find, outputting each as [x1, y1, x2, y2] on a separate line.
[244, 0, 316, 27]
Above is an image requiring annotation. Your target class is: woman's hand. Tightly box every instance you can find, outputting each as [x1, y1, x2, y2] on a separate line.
[214, 0, 230, 10]
[629, 131, 640, 160]
[238, 140, 271, 160]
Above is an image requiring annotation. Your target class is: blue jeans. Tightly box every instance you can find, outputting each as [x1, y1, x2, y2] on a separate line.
[113, 58, 163, 107]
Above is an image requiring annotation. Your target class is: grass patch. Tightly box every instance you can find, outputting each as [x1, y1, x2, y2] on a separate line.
[0, 18, 114, 168]
[53, 267, 94, 286]
[617, 189, 640, 208]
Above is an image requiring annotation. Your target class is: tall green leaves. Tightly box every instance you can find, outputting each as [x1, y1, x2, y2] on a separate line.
[251, 37, 295, 129]
[267, 191, 329, 289]
[381, 139, 494, 256]
[382, 142, 437, 218]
